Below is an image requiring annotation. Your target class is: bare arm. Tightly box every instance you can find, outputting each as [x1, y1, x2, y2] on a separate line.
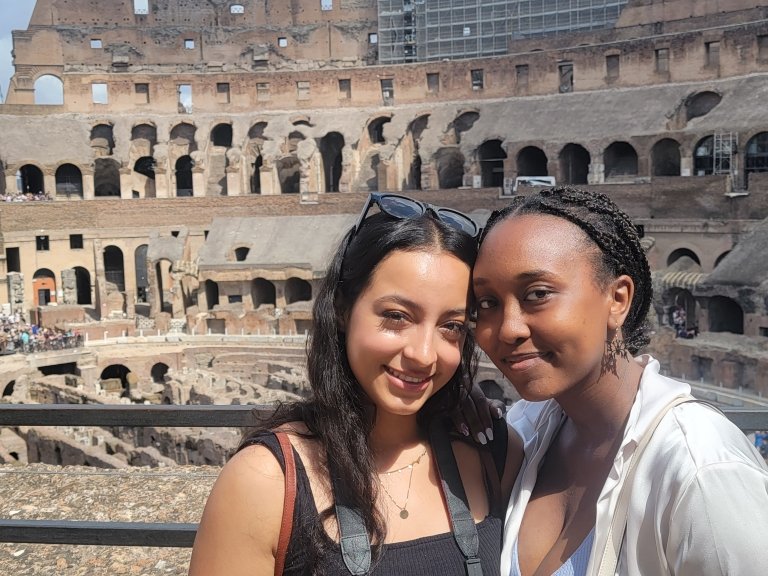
[188, 444, 285, 576]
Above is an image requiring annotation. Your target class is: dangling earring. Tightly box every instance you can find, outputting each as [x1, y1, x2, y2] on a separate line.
[602, 327, 629, 376]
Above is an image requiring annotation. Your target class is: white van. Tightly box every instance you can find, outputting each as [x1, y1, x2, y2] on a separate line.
[512, 176, 556, 192]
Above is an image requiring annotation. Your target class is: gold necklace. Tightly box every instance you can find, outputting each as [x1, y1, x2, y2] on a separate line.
[378, 447, 427, 520]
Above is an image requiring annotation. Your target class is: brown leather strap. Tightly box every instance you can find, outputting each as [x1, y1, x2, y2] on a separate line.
[275, 432, 297, 576]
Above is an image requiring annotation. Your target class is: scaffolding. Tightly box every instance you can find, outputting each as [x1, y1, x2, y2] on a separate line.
[377, 0, 629, 64]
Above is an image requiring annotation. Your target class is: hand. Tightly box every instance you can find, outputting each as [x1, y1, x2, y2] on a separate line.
[452, 382, 506, 445]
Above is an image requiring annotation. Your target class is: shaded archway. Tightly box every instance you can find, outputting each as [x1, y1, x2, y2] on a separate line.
[319, 132, 344, 192]
[368, 116, 391, 144]
[714, 251, 730, 268]
[252, 278, 276, 308]
[478, 140, 506, 187]
[99, 364, 132, 396]
[34, 75, 64, 105]
[169, 123, 198, 152]
[156, 260, 172, 313]
[55, 164, 83, 197]
[151, 362, 169, 384]
[405, 115, 429, 190]
[131, 123, 157, 146]
[708, 296, 744, 334]
[559, 144, 590, 185]
[250, 156, 263, 194]
[745, 132, 768, 184]
[134, 245, 149, 303]
[285, 278, 312, 304]
[651, 138, 681, 177]
[33, 268, 56, 307]
[211, 124, 233, 147]
[94, 158, 121, 196]
[133, 157, 156, 198]
[90, 124, 115, 155]
[685, 91, 722, 121]
[74, 266, 92, 305]
[2, 381, 15, 397]
[205, 279, 220, 310]
[604, 142, 638, 179]
[665, 288, 697, 329]
[18, 165, 45, 195]
[450, 111, 480, 144]
[435, 148, 465, 189]
[277, 156, 300, 194]
[667, 248, 701, 267]
[517, 147, 548, 177]
[103, 246, 125, 291]
[693, 136, 714, 176]
[175, 156, 193, 197]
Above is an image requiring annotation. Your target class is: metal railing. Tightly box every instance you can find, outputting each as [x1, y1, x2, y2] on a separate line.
[0, 403, 767, 547]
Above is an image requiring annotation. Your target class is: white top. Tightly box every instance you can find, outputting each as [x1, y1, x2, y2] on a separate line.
[501, 355, 768, 576]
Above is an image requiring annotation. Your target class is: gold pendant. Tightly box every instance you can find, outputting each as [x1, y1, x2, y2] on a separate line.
[399, 509, 409, 519]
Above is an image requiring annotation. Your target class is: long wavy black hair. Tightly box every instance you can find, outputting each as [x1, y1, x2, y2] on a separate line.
[480, 186, 652, 354]
[240, 208, 479, 569]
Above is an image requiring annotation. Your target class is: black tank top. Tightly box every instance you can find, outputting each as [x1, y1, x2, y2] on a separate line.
[244, 433, 503, 576]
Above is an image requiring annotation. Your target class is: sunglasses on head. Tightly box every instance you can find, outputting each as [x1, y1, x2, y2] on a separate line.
[351, 193, 479, 239]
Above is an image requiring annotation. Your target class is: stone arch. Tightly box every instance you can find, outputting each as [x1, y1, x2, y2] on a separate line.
[133, 156, 156, 198]
[685, 91, 722, 121]
[34, 74, 64, 105]
[104, 246, 125, 291]
[151, 362, 169, 384]
[135, 244, 149, 303]
[450, 110, 480, 145]
[714, 250, 731, 268]
[287, 131, 305, 154]
[367, 116, 391, 145]
[405, 114, 430, 190]
[33, 268, 57, 306]
[478, 140, 506, 187]
[664, 287, 697, 329]
[55, 164, 83, 197]
[18, 164, 45, 195]
[319, 132, 344, 193]
[94, 158, 121, 197]
[211, 123, 233, 148]
[745, 132, 768, 184]
[277, 156, 300, 194]
[175, 156, 194, 197]
[667, 248, 701, 267]
[99, 364, 132, 396]
[73, 266, 92, 305]
[693, 135, 714, 176]
[708, 296, 744, 334]
[517, 146, 548, 177]
[156, 259, 173, 313]
[651, 138, 681, 177]
[205, 279, 220, 310]
[252, 278, 276, 308]
[248, 122, 268, 141]
[559, 143, 590, 184]
[285, 278, 312, 304]
[434, 148, 464, 189]
[603, 141, 638, 179]
[170, 122, 198, 153]
[131, 123, 157, 145]
[250, 155, 263, 194]
[90, 124, 115, 155]
[2, 381, 15, 398]
[234, 246, 250, 262]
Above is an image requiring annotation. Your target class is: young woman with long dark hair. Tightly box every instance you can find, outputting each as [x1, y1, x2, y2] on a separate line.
[189, 193, 521, 575]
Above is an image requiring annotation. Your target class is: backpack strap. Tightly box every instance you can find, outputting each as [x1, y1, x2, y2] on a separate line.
[430, 420, 484, 576]
[275, 432, 297, 576]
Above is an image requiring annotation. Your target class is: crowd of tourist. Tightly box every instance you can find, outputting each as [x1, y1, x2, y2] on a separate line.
[0, 313, 82, 354]
[2, 191, 54, 202]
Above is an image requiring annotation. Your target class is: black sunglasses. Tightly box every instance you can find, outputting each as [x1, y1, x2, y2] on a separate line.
[351, 193, 479, 239]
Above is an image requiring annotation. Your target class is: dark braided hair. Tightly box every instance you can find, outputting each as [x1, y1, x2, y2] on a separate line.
[480, 186, 652, 353]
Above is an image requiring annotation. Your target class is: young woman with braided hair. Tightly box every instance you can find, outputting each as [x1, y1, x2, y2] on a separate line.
[472, 187, 768, 575]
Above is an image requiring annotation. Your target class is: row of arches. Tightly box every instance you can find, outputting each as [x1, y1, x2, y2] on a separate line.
[664, 289, 745, 335]
[202, 277, 312, 310]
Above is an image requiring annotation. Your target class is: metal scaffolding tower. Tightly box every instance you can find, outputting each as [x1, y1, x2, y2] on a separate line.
[713, 131, 738, 178]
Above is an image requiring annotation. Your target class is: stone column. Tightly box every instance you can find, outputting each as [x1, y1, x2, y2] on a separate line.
[82, 171, 95, 200]
[119, 167, 133, 199]
[192, 167, 206, 197]
[154, 168, 170, 198]
[61, 269, 77, 305]
[7, 272, 25, 321]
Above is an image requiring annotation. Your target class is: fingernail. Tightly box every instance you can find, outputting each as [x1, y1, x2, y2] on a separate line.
[460, 423, 470, 437]
[477, 432, 487, 445]
[496, 407, 504, 419]
[486, 427, 493, 442]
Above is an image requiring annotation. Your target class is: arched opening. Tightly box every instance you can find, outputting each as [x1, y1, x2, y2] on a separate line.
[277, 156, 300, 194]
[319, 132, 344, 192]
[435, 148, 465, 189]
[205, 279, 220, 310]
[693, 136, 714, 176]
[665, 288, 697, 331]
[55, 164, 83, 197]
[708, 296, 744, 334]
[169, 123, 197, 152]
[250, 156, 263, 194]
[252, 278, 276, 308]
[90, 124, 115, 155]
[2, 381, 15, 397]
[745, 132, 768, 184]
[517, 146, 548, 177]
[134, 245, 149, 303]
[604, 142, 638, 179]
[151, 362, 169, 384]
[156, 260, 173, 313]
[131, 123, 157, 145]
[479, 379, 504, 401]
[133, 157, 156, 198]
[18, 165, 45, 195]
[368, 117, 391, 144]
[450, 111, 480, 144]
[33, 268, 57, 307]
[94, 158, 121, 196]
[478, 140, 506, 188]
[651, 138, 681, 177]
[685, 91, 722, 121]
[73, 266, 92, 305]
[667, 248, 701, 267]
[248, 122, 268, 141]
[405, 115, 429, 190]
[285, 278, 312, 304]
[559, 144, 590, 185]
[234, 247, 250, 262]
[99, 364, 132, 396]
[211, 124, 233, 147]
[34, 75, 64, 105]
[714, 251, 730, 268]
[175, 156, 194, 197]
[103, 246, 125, 291]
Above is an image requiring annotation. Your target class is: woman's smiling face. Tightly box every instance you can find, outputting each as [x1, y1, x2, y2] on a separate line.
[472, 214, 618, 401]
[344, 248, 472, 416]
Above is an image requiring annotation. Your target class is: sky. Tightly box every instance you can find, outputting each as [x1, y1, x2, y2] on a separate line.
[0, 0, 37, 103]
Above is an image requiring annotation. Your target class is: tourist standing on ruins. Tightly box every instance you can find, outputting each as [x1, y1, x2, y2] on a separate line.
[471, 187, 768, 575]
[190, 193, 522, 575]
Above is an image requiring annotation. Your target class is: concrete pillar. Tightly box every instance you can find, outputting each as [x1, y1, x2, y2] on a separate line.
[154, 169, 170, 198]
[82, 173, 95, 200]
[680, 154, 693, 177]
[192, 168, 206, 197]
[226, 168, 242, 196]
[260, 165, 278, 195]
[43, 173, 56, 196]
[119, 168, 133, 199]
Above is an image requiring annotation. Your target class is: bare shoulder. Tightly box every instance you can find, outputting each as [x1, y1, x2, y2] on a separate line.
[189, 441, 286, 576]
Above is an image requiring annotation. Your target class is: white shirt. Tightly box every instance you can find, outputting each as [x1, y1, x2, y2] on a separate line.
[502, 355, 768, 576]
